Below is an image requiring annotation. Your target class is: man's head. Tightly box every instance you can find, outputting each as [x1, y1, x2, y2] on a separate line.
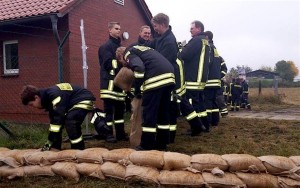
[108, 22, 121, 39]
[139, 25, 151, 41]
[151, 13, 169, 35]
[190, 20, 204, 37]
[21, 85, 42, 109]
[204, 31, 213, 40]
[115, 47, 127, 66]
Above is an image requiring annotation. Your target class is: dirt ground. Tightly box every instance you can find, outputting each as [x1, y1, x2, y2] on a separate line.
[229, 107, 300, 121]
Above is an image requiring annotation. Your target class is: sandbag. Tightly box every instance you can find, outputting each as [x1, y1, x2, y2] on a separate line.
[0, 156, 20, 168]
[51, 162, 80, 182]
[129, 150, 164, 169]
[222, 154, 267, 173]
[202, 172, 246, 188]
[24, 165, 55, 177]
[236, 172, 279, 188]
[113, 67, 134, 92]
[191, 154, 228, 171]
[23, 150, 56, 166]
[0, 166, 24, 179]
[0, 147, 10, 152]
[158, 170, 205, 187]
[75, 163, 105, 180]
[102, 148, 135, 163]
[75, 148, 108, 164]
[46, 149, 78, 162]
[101, 161, 126, 180]
[125, 164, 160, 185]
[289, 156, 300, 166]
[129, 98, 143, 148]
[163, 151, 191, 170]
[278, 177, 300, 188]
[258, 156, 297, 174]
[1, 149, 37, 165]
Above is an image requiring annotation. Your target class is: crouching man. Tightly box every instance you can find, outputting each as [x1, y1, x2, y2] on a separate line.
[116, 46, 175, 150]
[21, 83, 96, 151]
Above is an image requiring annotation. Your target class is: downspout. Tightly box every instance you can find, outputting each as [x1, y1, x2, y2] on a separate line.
[50, 15, 70, 83]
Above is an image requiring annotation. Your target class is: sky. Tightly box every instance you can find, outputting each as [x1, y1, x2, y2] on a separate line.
[144, 0, 300, 75]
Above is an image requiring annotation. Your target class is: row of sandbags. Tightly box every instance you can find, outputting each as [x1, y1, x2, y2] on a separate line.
[1, 147, 300, 187]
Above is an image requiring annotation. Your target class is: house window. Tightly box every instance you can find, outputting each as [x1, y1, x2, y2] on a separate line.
[114, 0, 124, 6]
[3, 40, 19, 74]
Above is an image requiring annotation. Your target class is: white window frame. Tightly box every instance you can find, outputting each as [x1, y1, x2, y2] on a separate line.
[114, 0, 124, 6]
[3, 40, 19, 74]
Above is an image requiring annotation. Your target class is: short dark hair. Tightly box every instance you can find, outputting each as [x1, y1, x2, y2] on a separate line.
[204, 31, 213, 40]
[21, 85, 39, 105]
[192, 20, 204, 32]
[108, 22, 120, 29]
[152, 13, 169, 26]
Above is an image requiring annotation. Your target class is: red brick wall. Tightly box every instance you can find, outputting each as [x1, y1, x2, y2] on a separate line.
[0, 0, 150, 123]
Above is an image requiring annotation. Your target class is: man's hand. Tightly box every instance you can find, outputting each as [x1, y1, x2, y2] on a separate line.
[41, 141, 53, 151]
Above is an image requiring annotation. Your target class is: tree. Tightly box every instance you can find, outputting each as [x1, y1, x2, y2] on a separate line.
[228, 65, 252, 78]
[287, 61, 299, 77]
[275, 60, 297, 81]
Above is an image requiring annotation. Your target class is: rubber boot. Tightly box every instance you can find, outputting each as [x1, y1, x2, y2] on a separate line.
[188, 117, 202, 136]
[115, 123, 129, 141]
[156, 128, 169, 150]
[139, 132, 156, 150]
[71, 140, 85, 150]
[200, 116, 210, 133]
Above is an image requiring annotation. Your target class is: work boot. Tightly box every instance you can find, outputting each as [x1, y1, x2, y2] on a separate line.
[140, 132, 156, 150]
[156, 127, 169, 150]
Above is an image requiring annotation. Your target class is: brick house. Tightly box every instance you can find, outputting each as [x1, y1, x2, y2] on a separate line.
[0, 0, 152, 123]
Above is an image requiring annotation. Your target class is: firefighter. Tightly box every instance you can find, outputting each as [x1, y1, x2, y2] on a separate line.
[179, 20, 211, 131]
[203, 31, 223, 126]
[230, 78, 243, 111]
[240, 77, 251, 110]
[98, 22, 127, 143]
[116, 45, 175, 151]
[21, 83, 96, 151]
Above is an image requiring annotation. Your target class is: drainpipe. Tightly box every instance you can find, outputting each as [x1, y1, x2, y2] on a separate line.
[50, 15, 70, 83]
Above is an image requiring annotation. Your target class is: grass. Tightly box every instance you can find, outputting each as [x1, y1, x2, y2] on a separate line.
[1, 87, 300, 187]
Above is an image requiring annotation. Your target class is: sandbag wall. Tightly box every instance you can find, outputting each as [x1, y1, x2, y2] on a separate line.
[0, 147, 300, 187]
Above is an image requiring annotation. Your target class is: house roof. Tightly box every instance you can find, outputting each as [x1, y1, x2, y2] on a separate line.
[0, 0, 152, 24]
[0, 0, 83, 23]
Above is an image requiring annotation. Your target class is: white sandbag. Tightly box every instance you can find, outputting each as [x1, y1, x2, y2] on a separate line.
[258, 156, 297, 174]
[191, 154, 228, 171]
[101, 161, 126, 180]
[24, 165, 55, 177]
[202, 172, 246, 188]
[222, 154, 267, 173]
[289, 156, 300, 166]
[102, 148, 135, 163]
[236, 172, 279, 188]
[46, 149, 78, 162]
[125, 164, 160, 185]
[129, 150, 164, 169]
[51, 162, 80, 182]
[158, 170, 205, 187]
[278, 177, 300, 188]
[163, 151, 191, 170]
[0, 166, 24, 179]
[75, 163, 105, 180]
[0, 156, 20, 168]
[23, 150, 56, 166]
[75, 148, 108, 164]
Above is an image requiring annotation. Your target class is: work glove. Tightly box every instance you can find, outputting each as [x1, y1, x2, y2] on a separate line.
[41, 141, 53, 151]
